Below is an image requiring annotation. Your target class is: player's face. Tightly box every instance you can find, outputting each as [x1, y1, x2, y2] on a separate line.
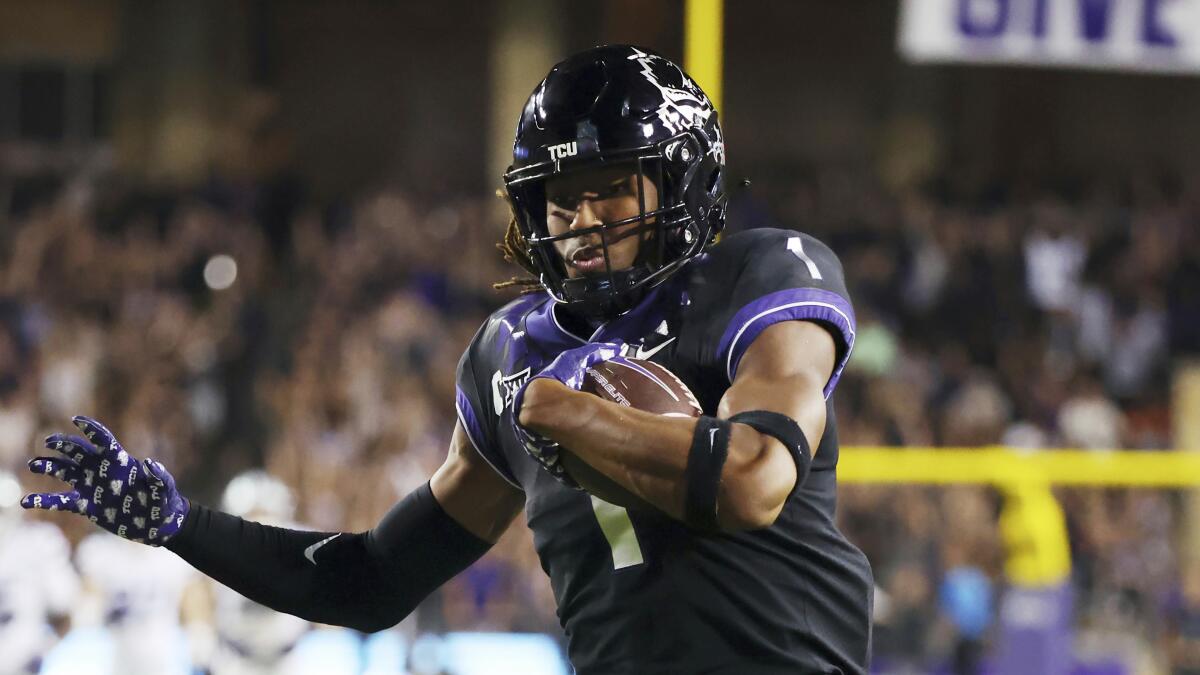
[545, 164, 659, 279]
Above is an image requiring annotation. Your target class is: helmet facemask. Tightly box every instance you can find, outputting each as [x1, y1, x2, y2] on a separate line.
[505, 129, 724, 315]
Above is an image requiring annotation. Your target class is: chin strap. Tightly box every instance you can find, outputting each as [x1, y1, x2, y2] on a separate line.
[559, 271, 653, 320]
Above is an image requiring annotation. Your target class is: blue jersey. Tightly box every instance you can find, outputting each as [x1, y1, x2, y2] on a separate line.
[455, 228, 872, 674]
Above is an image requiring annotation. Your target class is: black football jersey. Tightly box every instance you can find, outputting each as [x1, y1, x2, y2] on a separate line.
[455, 228, 872, 674]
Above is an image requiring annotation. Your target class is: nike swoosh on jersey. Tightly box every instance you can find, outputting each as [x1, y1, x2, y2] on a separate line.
[633, 336, 676, 360]
[304, 533, 341, 565]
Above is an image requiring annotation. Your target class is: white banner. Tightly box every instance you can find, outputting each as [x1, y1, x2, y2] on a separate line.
[899, 0, 1200, 75]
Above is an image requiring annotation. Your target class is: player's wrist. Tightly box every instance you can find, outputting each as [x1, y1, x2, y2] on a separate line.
[163, 498, 203, 552]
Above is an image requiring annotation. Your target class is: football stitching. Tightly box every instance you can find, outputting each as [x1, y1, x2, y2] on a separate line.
[608, 360, 680, 402]
[638, 360, 702, 413]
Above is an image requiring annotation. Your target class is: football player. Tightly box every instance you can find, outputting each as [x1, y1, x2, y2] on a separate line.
[188, 471, 312, 675]
[0, 470, 80, 675]
[23, 45, 872, 673]
[74, 521, 195, 675]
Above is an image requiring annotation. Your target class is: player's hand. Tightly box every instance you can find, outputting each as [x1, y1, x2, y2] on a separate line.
[22, 415, 189, 545]
[511, 341, 623, 485]
[525, 341, 625, 395]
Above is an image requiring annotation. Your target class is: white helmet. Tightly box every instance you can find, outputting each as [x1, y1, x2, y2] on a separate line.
[220, 470, 296, 523]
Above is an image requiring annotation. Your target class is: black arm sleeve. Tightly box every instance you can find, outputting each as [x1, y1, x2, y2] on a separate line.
[165, 482, 492, 633]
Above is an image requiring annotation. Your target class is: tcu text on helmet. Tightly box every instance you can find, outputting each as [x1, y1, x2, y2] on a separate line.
[548, 141, 578, 161]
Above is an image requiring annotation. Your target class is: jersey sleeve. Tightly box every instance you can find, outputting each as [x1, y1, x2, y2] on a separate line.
[455, 323, 523, 489]
[714, 229, 856, 398]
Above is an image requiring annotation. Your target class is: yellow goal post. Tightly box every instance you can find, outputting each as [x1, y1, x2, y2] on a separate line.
[838, 446, 1200, 587]
[685, 0, 723, 114]
[840, 447, 1200, 488]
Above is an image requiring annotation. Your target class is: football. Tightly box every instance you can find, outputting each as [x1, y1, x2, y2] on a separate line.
[560, 358, 703, 510]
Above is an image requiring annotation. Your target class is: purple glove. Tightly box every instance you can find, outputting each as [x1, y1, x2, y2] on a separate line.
[22, 416, 189, 545]
[511, 341, 623, 485]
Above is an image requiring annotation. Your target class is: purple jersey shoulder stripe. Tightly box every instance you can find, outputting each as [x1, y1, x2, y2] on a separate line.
[718, 287, 856, 399]
[455, 386, 522, 490]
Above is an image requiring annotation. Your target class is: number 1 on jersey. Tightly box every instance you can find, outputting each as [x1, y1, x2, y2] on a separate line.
[590, 496, 644, 569]
[787, 236, 823, 280]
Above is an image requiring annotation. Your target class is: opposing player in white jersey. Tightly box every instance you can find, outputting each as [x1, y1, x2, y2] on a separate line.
[0, 470, 80, 675]
[192, 471, 311, 675]
[75, 512, 196, 675]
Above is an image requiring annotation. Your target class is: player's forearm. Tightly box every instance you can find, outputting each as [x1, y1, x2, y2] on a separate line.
[166, 506, 359, 626]
[520, 381, 783, 529]
[167, 482, 490, 632]
[523, 383, 692, 517]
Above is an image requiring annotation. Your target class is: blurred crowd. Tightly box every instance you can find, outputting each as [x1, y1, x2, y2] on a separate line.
[1, 163, 1199, 673]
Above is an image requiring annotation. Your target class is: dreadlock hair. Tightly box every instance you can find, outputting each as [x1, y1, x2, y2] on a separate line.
[494, 190, 544, 294]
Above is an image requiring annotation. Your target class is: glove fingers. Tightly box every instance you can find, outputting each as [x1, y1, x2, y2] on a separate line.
[45, 433, 101, 460]
[142, 458, 177, 494]
[28, 456, 85, 487]
[21, 490, 83, 513]
[72, 416, 120, 455]
[596, 343, 622, 359]
[30, 453, 80, 470]
[142, 458, 165, 484]
[585, 342, 622, 365]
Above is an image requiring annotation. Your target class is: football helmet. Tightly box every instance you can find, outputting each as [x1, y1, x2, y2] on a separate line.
[504, 45, 727, 314]
[221, 470, 296, 524]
